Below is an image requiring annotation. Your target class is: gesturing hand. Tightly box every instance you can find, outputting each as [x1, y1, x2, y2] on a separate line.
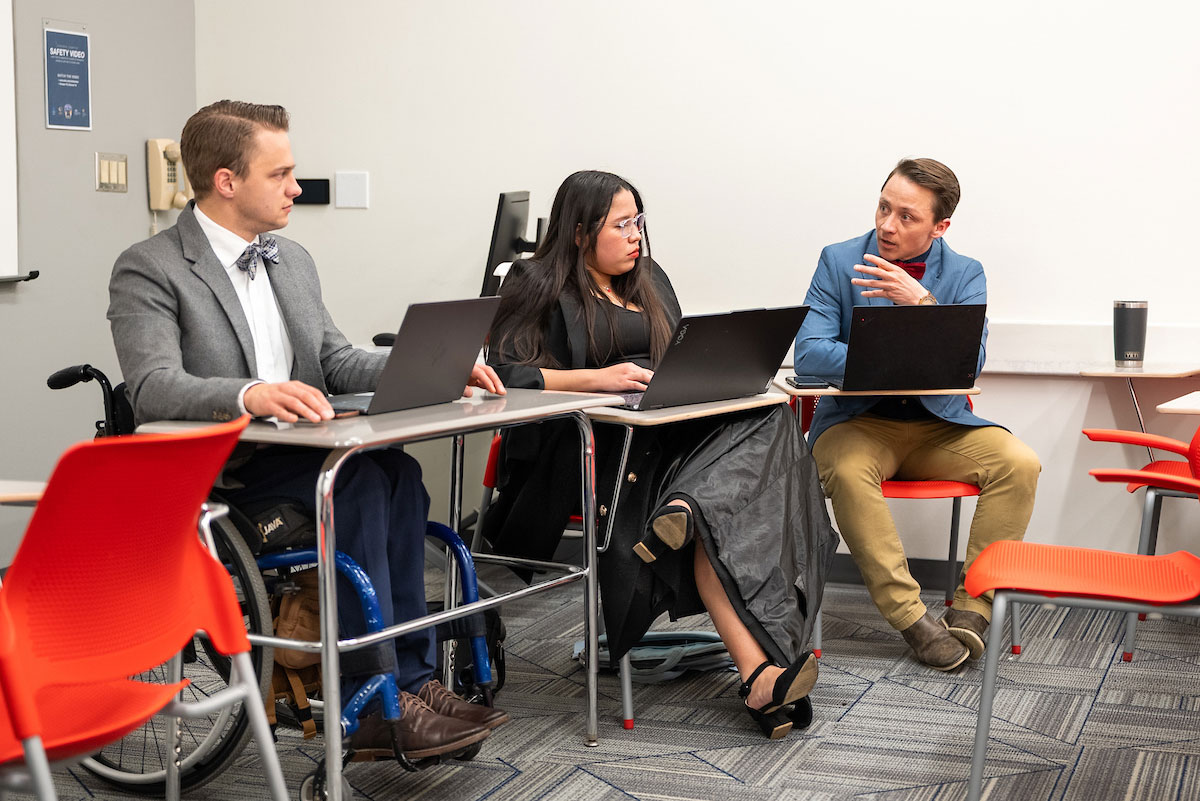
[243, 381, 334, 423]
[850, 254, 929, 306]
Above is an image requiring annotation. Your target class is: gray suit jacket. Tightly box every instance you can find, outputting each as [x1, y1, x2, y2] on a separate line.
[108, 202, 385, 425]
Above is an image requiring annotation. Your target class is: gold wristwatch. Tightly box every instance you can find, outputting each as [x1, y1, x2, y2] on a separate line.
[918, 292, 938, 305]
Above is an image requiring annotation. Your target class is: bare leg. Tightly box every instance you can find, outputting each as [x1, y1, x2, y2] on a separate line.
[668, 498, 787, 710]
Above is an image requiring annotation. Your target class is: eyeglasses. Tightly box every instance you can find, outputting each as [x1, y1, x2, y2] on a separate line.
[612, 212, 646, 239]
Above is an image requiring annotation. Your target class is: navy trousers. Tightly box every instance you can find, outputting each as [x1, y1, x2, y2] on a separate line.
[225, 445, 435, 695]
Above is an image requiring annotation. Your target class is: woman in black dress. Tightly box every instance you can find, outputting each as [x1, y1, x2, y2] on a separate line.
[483, 170, 837, 739]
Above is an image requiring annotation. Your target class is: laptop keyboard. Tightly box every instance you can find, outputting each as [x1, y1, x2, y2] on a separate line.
[327, 393, 373, 413]
[618, 391, 644, 410]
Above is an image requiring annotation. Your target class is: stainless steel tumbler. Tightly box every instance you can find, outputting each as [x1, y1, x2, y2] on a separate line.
[1113, 301, 1148, 367]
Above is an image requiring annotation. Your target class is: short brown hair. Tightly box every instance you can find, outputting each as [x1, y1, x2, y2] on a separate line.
[883, 158, 960, 222]
[180, 100, 290, 200]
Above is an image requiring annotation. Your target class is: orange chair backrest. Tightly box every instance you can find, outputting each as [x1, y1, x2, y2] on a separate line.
[1, 417, 249, 688]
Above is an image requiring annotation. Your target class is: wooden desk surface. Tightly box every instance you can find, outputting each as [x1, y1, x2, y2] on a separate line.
[772, 369, 981, 398]
[139, 389, 622, 447]
[586, 391, 788, 426]
[1079, 363, 1200, 379]
[1158, 391, 1200, 415]
[0, 480, 45, 506]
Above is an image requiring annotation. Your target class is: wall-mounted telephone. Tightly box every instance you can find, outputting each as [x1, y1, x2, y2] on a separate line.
[147, 138, 193, 211]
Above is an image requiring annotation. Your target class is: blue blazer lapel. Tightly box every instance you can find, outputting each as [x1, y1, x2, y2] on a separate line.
[178, 204, 258, 377]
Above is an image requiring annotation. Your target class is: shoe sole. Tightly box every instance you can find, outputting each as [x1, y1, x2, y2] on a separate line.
[943, 620, 986, 660]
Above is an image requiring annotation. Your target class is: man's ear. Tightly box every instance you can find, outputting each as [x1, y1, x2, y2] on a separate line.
[931, 218, 951, 240]
[212, 167, 237, 200]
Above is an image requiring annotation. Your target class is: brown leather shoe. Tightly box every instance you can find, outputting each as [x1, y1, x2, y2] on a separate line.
[900, 612, 969, 671]
[943, 608, 989, 660]
[418, 680, 510, 730]
[348, 693, 489, 761]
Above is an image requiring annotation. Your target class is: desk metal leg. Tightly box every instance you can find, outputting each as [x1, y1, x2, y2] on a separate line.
[572, 412, 600, 746]
[316, 448, 353, 801]
[443, 435, 466, 686]
[1127, 378, 1155, 463]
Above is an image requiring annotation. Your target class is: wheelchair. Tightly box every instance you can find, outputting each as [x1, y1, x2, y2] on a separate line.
[47, 365, 497, 799]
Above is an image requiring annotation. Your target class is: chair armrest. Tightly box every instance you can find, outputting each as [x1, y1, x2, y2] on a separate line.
[1082, 428, 1189, 456]
[1089, 468, 1200, 496]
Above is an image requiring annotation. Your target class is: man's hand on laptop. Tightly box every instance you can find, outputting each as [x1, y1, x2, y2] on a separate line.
[245, 381, 334, 423]
[851, 254, 928, 306]
[464, 363, 505, 397]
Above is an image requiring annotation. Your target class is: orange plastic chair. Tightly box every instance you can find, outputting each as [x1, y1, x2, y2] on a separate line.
[792, 395, 981, 657]
[963, 539, 1200, 800]
[0, 417, 287, 801]
[1082, 423, 1200, 659]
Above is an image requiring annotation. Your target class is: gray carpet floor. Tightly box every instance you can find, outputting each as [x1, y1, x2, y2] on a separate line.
[49, 567, 1200, 801]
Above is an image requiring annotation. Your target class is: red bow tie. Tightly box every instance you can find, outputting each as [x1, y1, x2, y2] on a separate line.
[894, 260, 926, 280]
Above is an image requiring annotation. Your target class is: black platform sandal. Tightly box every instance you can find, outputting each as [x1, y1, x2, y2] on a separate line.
[786, 695, 814, 730]
[633, 505, 694, 563]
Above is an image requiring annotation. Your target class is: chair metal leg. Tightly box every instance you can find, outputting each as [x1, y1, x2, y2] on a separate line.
[21, 736, 56, 801]
[813, 608, 823, 658]
[620, 653, 635, 729]
[1123, 488, 1164, 660]
[946, 497, 963, 606]
[165, 652, 183, 801]
[232, 652, 289, 801]
[1008, 601, 1022, 655]
[969, 592, 1010, 801]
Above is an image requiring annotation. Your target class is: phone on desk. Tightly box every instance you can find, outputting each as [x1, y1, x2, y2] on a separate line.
[786, 375, 831, 390]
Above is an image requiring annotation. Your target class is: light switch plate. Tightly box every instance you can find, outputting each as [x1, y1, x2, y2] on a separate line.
[95, 152, 128, 193]
[335, 171, 369, 209]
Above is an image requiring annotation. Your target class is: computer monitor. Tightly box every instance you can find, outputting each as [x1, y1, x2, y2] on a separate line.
[481, 191, 545, 297]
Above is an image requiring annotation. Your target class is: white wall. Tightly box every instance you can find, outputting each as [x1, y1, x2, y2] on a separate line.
[0, 0, 195, 562]
[193, 0, 1200, 555]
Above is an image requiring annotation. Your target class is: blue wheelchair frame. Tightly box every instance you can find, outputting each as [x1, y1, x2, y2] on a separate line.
[256, 521, 492, 740]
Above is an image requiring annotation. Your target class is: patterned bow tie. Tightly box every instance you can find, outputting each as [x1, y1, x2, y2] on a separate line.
[894, 259, 926, 280]
[233, 236, 279, 280]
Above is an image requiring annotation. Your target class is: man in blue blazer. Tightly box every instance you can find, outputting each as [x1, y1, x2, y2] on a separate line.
[108, 101, 506, 760]
[794, 158, 1040, 670]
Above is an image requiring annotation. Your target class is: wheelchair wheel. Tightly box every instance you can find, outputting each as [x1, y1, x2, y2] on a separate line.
[81, 509, 274, 793]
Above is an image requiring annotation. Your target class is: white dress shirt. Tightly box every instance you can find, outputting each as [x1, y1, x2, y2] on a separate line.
[193, 205, 295, 411]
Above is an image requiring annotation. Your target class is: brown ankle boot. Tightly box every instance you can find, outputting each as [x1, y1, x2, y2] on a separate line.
[942, 608, 989, 659]
[900, 612, 968, 671]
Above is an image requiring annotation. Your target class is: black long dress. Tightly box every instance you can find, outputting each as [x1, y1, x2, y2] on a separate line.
[483, 259, 838, 667]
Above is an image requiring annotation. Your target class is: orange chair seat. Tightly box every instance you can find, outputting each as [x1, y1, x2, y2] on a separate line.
[881, 479, 980, 500]
[1125, 459, 1194, 493]
[0, 677, 188, 765]
[965, 541, 1200, 605]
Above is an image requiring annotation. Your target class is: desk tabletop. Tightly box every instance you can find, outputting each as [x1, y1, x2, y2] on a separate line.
[772, 369, 981, 398]
[980, 359, 1200, 378]
[1157, 391, 1200, 415]
[586, 391, 788, 426]
[139, 389, 622, 448]
[0, 480, 45, 505]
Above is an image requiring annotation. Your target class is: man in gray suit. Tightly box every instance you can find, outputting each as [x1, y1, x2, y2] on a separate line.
[108, 100, 506, 762]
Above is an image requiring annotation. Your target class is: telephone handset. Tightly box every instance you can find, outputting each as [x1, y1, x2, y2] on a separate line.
[147, 138, 193, 211]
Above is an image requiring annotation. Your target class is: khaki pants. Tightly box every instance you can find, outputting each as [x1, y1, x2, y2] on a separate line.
[812, 415, 1040, 630]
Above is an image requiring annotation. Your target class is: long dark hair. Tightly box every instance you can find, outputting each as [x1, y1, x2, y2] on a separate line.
[489, 170, 674, 369]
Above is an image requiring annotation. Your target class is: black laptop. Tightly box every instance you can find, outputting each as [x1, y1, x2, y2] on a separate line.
[826, 304, 986, 391]
[328, 297, 501, 414]
[618, 306, 809, 411]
